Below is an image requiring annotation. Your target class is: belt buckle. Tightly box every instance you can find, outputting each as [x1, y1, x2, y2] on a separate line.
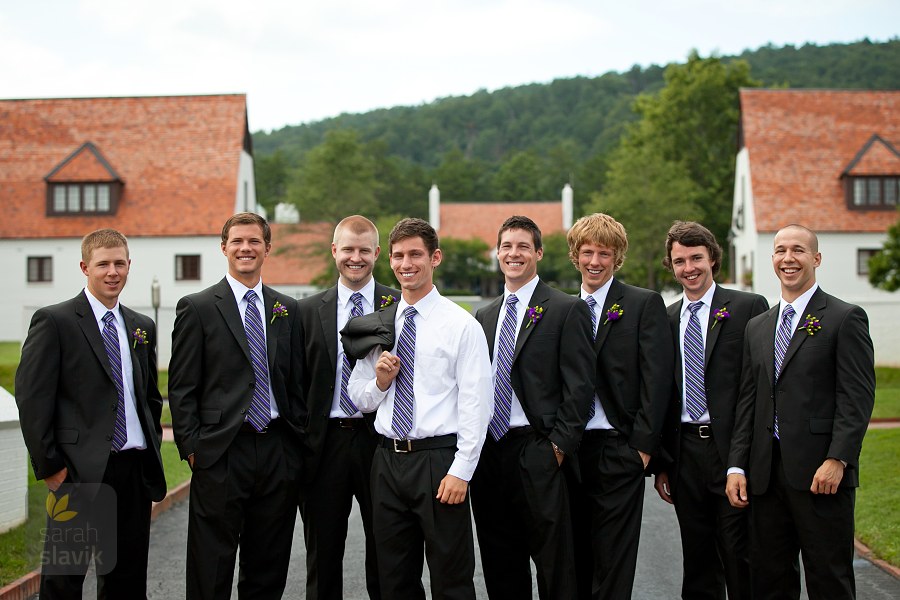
[698, 425, 710, 439]
[393, 439, 412, 453]
[339, 419, 355, 429]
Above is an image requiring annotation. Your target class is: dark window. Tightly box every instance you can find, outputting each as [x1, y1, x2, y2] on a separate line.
[46, 182, 119, 215]
[857, 249, 880, 276]
[847, 177, 900, 209]
[176, 255, 201, 281]
[27, 257, 53, 282]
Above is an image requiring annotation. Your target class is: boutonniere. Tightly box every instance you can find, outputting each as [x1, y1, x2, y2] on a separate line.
[270, 301, 289, 323]
[711, 307, 730, 330]
[379, 295, 398, 309]
[525, 305, 544, 328]
[604, 303, 624, 325]
[132, 328, 148, 348]
[800, 314, 822, 336]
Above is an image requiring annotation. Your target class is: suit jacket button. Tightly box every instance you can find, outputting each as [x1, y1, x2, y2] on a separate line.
[111, 404, 117, 410]
[105, 435, 112, 441]
[766, 426, 772, 432]
[240, 409, 246, 415]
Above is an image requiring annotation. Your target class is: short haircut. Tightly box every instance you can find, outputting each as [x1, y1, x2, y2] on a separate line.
[389, 218, 439, 255]
[221, 212, 271, 245]
[662, 221, 723, 277]
[777, 224, 819, 253]
[333, 215, 379, 246]
[566, 213, 628, 270]
[81, 228, 129, 263]
[497, 215, 543, 251]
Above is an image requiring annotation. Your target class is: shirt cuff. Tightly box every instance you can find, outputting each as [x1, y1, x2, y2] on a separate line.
[727, 467, 745, 476]
[448, 457, 478, 482]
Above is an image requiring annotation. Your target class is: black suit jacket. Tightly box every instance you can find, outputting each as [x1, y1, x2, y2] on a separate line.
[475, 280, 595, 455]
[592, 278, 673, 457]
[16, 291, 166, 501]
[728, 287, 875, 493]
[169, 278, 305, 470]
[297, 281, 398, 482]
[659, 286, 768, 488]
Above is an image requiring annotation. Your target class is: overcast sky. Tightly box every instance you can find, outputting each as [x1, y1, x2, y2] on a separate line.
[2, 1, 897, 132]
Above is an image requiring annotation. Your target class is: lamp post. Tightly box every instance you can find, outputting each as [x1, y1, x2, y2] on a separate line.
[151, 276, 161, 337]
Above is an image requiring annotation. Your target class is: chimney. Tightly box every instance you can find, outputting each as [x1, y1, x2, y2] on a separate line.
[429, 184, 441, 231]
[562, 183, 573, 229]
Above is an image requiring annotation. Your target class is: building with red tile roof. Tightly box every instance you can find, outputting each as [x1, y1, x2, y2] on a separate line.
[730, 88, 900, 363]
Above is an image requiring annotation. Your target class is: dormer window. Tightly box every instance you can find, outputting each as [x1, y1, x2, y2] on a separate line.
[45, 142, 123, 216]
[842, 134, 900, 211]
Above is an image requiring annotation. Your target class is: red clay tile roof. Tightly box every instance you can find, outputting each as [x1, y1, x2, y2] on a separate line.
[0, 94, 249, 239]
[263, 223, 332, 285]
[46, 142, 120, 182]
[844, 135, 900, 175]
[439, 201, 564, 249]
[739, 89, 900, 233]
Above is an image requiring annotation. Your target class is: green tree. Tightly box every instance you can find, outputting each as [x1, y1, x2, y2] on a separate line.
[492, 150, 545, 201]
[435, 237, 493, 294]
[868, 215, 900, 291]
[537, 232, 581, 292]
[286, 129, 380, 221]
[432, 148, 492, 202]
[255, 149, 290, 213]
[587, 141, 702, 291]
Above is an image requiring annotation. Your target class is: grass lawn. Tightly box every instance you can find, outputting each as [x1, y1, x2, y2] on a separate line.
[857, 428, 900, 565]
[0, 341, 20, 395]
[873, 367, 900, 419]
[0, 442, 191, 587]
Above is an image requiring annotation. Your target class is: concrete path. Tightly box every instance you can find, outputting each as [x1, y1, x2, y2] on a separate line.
[80, 479, 900, 599]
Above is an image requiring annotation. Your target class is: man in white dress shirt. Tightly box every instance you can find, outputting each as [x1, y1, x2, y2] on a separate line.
[348, 217, 492, 600]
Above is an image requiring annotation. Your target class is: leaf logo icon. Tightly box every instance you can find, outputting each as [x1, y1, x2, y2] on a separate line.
[46, 491, 78, 522]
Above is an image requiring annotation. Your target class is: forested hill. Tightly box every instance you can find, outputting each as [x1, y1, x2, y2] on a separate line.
[253, 38, 900, 168]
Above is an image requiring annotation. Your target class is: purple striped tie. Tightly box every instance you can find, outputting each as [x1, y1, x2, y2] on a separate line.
[488, 294, 519, 440]
[684, 301, 707, 421]
[102, 312, 128, 451]
[391, 307, 417, 439]
[339, 292, 365, 416]
[244, 290, 271, 432]
[584, 295, 598, 420]
[773, 304, 795, 439]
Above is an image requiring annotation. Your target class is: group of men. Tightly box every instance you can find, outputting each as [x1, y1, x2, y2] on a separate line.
[15, 208, 874, 600]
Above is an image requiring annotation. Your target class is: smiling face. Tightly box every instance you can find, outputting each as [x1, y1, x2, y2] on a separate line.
[333, 228, 379, 291]
[498, 228, 543, 292]
[772, 226, 821, 301]
[670, 242, 715, 301]
[81, 245, 130, 309]
[222, 223, 270, 287]
[390, 235, 441, 304]
[576, 242, 616, 293]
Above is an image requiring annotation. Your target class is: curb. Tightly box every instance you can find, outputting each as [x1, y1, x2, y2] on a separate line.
[0, 479, 192, 600]
[855, 538, 900, 580]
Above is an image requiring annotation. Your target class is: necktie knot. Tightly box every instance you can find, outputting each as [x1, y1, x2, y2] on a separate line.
[688, 301, 703, 316]
[103, 311, 115, 326]
[783, 304, 795, 321]
[245, 289, 258, 304]
[403, 306, 417, 320]
[506, 294, 519, 307]
[350, 291, 364, 310]
[585, 295, 596, 308]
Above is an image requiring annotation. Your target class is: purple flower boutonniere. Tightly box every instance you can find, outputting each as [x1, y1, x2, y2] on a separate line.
[270, 301, 289, 324]
[800, 314, 822, 336]
[604, 303, 623, 325]
[380, 295, 398, 309]
[132, 328, 148, 348]
[711, 307, 730, 330]
[525, 305, 544, 328]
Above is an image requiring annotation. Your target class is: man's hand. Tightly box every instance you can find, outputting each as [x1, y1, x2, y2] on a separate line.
[45, 467, 67, 492]
[654, 472, 673, 504]
[187, 454, 195, 470]
[436, 474, 468, 504]
[638, 450, 651, 469]
[811, 458, 844, 494]
[375, 351, 401, 391]
[726, 473, 749, 508]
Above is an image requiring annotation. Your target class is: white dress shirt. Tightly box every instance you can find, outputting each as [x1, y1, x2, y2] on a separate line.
[493, 275, 539, 430]
[582, 278, 615, 430]
[225, 273, 279, 420]
[330, 278, 376, 418]
[679, 283, 716, 424]
[348, 286, 493, 481]
[84, 288, 146, 450]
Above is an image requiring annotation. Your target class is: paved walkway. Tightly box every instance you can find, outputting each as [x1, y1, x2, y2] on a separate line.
[78, 479, 900, 599]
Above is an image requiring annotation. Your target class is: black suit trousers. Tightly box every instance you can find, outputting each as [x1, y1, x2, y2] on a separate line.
[569, 431, 645, 600]
[186, 422, 301, 600]
[471, 429, 576, 600]
[300, 420, 380, 600]
[750, 443, 856, 600]
[370, 444, 475, 600]
[39, 449, 153, 600]
[673, 430, 750, 600]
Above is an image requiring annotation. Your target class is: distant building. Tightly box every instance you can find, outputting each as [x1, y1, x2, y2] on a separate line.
[730, 88, 900, 364]
[0, 94, 324, 366]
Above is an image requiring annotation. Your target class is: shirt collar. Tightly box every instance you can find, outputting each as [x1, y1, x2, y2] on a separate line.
[506, 275, 540, 308]
[780, 283, 819, 320]
[225, 272, 264, 305]
[338, 277, 375, 310]
[397, 285, 440, 320]
[83, 288, 121, 323]
[581, 276, 613, 307]
[681, 282, 717, 317]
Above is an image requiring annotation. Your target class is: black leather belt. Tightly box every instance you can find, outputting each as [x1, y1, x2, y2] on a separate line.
[379, 433, 457, 453]
[583, 428, 620, 440]
[240, 417, 281, 434]
[682, 423, 712, 439]
[329, 418, 365, 430]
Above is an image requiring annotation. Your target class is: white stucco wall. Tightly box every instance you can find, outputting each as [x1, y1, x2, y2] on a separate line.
[235, 149, 257, 214]
[0, 387, 27, 534]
